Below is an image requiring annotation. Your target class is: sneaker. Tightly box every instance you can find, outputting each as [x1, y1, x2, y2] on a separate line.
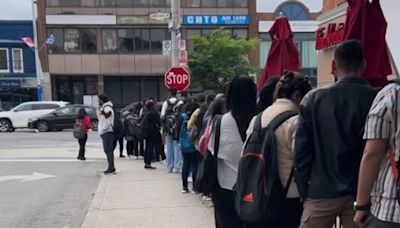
[167, 169, 173, 173]
[120, 155, 126, 158]
[103, 169, 116, 175]
[144, 165, 156, 169]
[182, 188, 189, 193]
[173, 168, 180, 174]
[77, 157, 86, 161]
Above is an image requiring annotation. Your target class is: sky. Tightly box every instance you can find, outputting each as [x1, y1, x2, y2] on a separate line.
[0, 0, 32, 20]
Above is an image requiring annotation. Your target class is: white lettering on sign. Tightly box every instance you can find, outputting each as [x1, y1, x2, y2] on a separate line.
[187, 16, 194, 24]
[166, 72, 189, 85]
[211, 16, 218, 24]
[195, 16, 203, 24]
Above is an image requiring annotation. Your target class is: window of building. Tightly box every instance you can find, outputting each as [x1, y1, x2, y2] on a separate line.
[186, 29, 201, 52]
[80, 29, 97, 53]
[218, 0, 232, 7]
[233, 0, 247, 7]
[117, 0, 131, 7]
[149, 0, 166, 7]
[133, 0, 148, 6]
[277, 2, 309, 21]
[101, 0, 116, 7]
[64, 29, 80, 53]
[118, 29, 135, 53]
[0, 48, 9, 73]
[46, 0, 95, 7]
[102, 29, 117, 53]
[232, 29, 248, 39]
[47, 29, 64, 54]
[134, 29, 151, 54]
[186, 0, 201, 7]
[151, 29, 166, 54]
[202, 0, 217, 7]
[48, 28, 97, 53]
[12, 49, 23, 73]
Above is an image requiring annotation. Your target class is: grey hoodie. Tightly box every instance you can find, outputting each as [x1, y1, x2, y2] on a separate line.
[97, 101, 114, 136]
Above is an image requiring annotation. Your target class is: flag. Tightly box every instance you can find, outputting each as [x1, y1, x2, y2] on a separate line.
[46, 34, 56, 45]
[21, 37, 34, 48]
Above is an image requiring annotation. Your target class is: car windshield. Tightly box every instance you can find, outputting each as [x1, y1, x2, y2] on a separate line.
[55, 106, 74, 115]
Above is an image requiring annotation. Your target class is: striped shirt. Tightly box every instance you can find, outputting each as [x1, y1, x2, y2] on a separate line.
[364, 83, 400, 223]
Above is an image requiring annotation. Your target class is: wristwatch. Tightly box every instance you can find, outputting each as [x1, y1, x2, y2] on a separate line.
[354, 201, 371, 211]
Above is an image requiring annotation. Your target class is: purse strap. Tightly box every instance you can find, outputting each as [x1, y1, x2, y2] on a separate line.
[213, 115, 223, 157]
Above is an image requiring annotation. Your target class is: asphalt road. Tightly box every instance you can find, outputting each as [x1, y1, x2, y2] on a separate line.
[0, 130, 106, 228]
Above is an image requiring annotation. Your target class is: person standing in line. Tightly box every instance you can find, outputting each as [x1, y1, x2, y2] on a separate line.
[208, 76, 257, 228]
[98, 94, 117, 175]
[354, 82, 400, 227]
[113, 111, 125, 158]
[124, 107, 139, 160]
[142, 99, 161, 169]
[161, 89, 183, 173]
[246, 72, 312, 228]
[76, 108, 91, 161]
[294, 40, 377, 228]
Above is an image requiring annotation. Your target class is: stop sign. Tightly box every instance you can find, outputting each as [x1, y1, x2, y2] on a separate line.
[164, 67, 191, 91]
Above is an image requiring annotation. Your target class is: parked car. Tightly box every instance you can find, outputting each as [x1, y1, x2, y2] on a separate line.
[0, 101, 68, 132]
[28, 104, 98, 132]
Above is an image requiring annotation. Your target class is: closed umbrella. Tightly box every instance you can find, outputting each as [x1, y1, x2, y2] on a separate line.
[344, 0, 391, 87]
[257, 16, 300, 92]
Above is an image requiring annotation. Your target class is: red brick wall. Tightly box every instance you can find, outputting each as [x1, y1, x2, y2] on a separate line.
[323, 0, 347, 12]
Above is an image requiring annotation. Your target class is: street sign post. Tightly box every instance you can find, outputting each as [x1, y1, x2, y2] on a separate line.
[164, 67, 191, 91]
[162, 40, 172, 56]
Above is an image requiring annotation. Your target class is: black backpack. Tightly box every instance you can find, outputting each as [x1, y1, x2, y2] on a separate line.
[164, 99, 180, 139]
[235, 111, 297, 224]
[194, 115, 222, 194]
[127, 114, 142, 139]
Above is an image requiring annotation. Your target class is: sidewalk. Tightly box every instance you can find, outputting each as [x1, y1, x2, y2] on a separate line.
[81, 158, 215, 228]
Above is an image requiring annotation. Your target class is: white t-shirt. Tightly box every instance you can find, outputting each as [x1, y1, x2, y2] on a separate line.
[97, 101, 114, 136]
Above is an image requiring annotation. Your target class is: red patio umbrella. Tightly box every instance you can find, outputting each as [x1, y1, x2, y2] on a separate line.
[344, 0, 391, 87]
[257, 16, 300, 92]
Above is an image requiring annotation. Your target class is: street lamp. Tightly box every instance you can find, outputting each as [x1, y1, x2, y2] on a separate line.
[31, 0, 43, 101]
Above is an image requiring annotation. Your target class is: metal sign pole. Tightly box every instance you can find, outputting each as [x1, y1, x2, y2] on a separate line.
[31, 0, 43, 101]
[171, 0, 180, 67]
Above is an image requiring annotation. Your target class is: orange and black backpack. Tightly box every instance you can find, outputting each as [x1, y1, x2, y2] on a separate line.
[235, 110, 297, 224]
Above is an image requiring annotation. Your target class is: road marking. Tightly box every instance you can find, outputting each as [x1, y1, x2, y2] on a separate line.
[0, 172, 55, 183]
[0, 159, 101, 162]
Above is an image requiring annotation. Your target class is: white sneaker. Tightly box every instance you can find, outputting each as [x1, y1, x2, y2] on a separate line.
[182, 189, 189, 193]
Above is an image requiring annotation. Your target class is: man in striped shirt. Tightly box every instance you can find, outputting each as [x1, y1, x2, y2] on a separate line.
[355, 82, 400, 227]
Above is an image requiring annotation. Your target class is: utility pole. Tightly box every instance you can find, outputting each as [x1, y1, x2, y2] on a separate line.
[171, 0, 180, 67]
[31, 0, 43, 101]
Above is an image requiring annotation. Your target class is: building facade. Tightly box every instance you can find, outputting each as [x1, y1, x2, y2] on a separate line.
[37, 0, 250, 107]
[250, 0, 322, 87]
[317, 0, 399, 87]
[0, 21, 37, 110]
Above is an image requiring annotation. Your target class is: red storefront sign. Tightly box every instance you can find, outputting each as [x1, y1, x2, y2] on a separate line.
[316, 23, 345, 50]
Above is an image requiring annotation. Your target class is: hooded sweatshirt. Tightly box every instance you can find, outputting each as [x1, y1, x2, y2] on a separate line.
[97, 101, 114, 136]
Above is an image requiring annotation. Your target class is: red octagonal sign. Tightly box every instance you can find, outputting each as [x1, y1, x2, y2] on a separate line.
[164, 67, 191, 91]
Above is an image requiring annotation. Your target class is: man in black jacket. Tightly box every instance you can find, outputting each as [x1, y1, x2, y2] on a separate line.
[294, 40, 377, 228]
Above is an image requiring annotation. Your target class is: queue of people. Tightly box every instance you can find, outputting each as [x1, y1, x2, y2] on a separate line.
[72, 39, 400, 228]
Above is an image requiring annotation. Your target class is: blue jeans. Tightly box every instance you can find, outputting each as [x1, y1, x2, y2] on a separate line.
[165, 135, 181, 171]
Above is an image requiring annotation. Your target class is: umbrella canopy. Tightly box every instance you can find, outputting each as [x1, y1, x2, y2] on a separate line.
[344, 0, 391, 87]
[257, 16, 300, 92]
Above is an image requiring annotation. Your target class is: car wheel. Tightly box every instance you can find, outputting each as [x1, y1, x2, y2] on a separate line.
[91, 120, 98, 132]
[37, 121, 50, 132]
[0, 119, 11, 132]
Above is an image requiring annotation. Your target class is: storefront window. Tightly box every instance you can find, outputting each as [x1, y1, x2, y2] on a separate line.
[186, 0, 200, 7]
[143, 77, 159, 101]
[202, 0, 216, 7]
[233, 0, 247, 7]
[102, 29, 117, 53]
[218, 0, 232, 7]
[64, 29, 80, 53]
[118, 29, 135, 53]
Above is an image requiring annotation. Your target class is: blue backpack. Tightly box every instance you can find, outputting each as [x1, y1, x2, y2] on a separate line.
[180, 113, 196, 153]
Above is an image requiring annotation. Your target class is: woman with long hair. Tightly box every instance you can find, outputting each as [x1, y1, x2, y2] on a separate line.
[246, 72, 311, 228]
[208, 76, 257, 228]
[141, 99, 161, 169]
[76, 108, 91, 160]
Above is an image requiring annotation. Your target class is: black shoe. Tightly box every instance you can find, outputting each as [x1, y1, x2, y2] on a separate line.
[77, 157, 86, 161]
[120, 155, 125, 158]
[103, 169, 116, 175]
[144, 165, 156, 169]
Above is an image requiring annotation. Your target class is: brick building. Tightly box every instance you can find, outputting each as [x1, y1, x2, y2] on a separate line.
[37, 0, 250, 107]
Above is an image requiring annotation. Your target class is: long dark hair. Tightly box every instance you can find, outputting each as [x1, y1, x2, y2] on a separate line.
[226, 76, 257, 141]
[77, 108, 87, 119]
[273, 71, 312, 101]
[257, 76, 280, 114]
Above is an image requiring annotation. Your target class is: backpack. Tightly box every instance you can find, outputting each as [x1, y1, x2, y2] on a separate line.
[164, 99, 180, 139]
[180, 113, 196, 153]
[234, 111, 297, 224]
[73, 119, 86, 139]
[194, 115, 222, 194]
[127, 114, 142, 139]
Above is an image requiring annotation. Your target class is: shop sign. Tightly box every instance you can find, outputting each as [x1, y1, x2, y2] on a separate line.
[0, 80, 20, 88]
[117, 16, 169, 25]
[316, 22, 345, 50]
[183, 15, 249, 25]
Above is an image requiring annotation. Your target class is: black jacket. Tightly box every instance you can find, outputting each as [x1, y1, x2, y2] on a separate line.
[294, 77, 377, 200]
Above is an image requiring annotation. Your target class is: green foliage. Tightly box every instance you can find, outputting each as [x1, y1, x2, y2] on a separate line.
[188, 29, 258, 92]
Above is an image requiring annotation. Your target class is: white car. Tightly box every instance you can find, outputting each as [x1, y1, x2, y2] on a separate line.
[0, 101, 68, 132]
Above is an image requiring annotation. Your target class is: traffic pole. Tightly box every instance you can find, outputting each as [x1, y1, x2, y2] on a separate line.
[171, 0, 180, 67]
[31, 0, 43, 101]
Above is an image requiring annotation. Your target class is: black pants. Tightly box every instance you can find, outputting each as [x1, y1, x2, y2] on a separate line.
[77, 134, 88, 158]
[245, 198, 303, 228]
[113, 137, 124, 156]
[101, 132, 115, 171]
[145, 135, 156, 166]
[126, 140, 134, 156]
[154, 131, 166, 161]
[212, 187, 244, 228]
[134, 139, 145, 157]
[182, 152, 198, 189]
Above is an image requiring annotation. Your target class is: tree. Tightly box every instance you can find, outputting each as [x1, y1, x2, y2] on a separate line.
[188, 29, 258, 91]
